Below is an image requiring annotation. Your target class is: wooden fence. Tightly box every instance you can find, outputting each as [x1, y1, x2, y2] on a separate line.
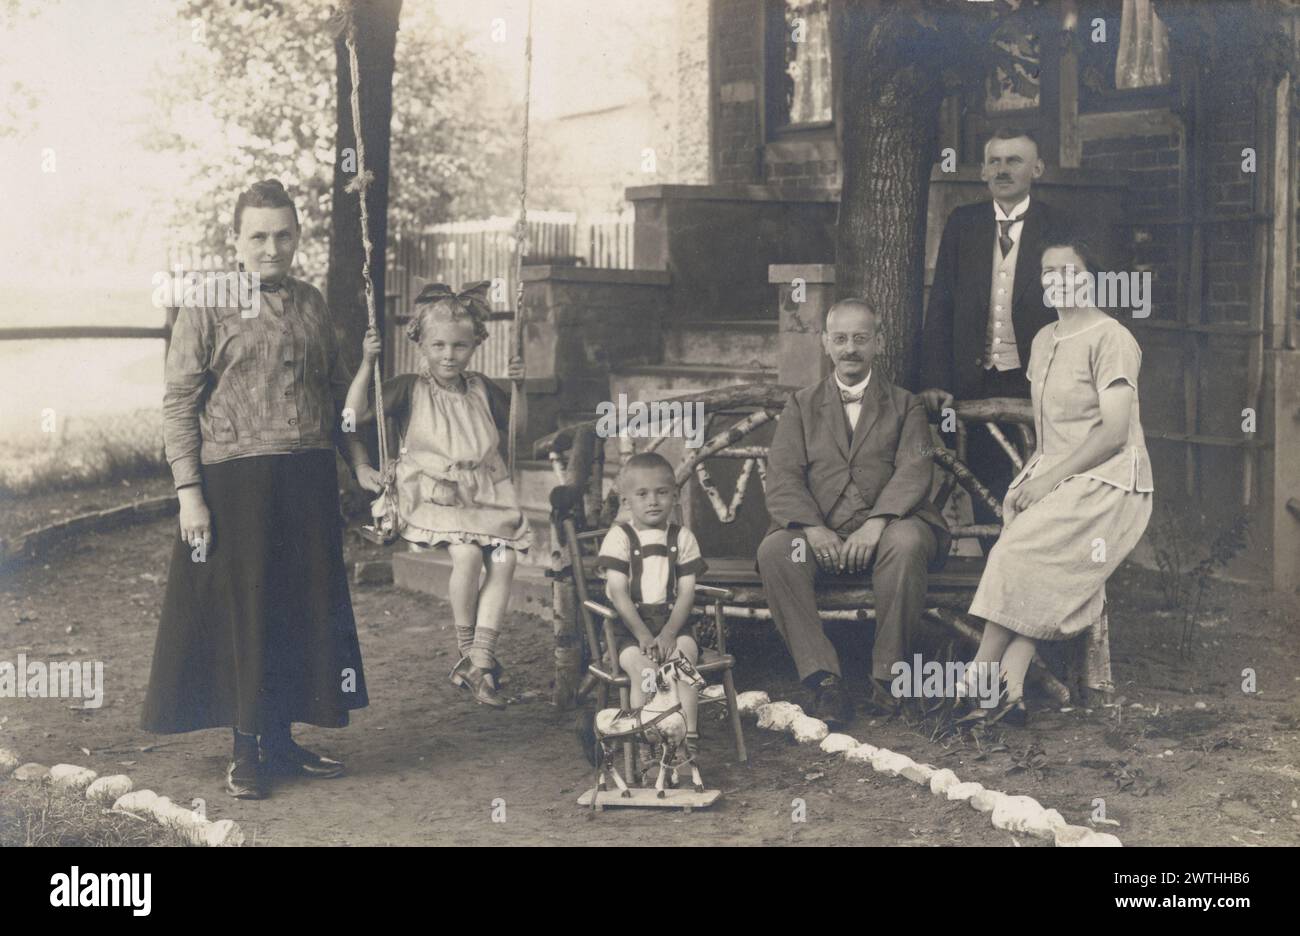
[384, 210, 634, 377]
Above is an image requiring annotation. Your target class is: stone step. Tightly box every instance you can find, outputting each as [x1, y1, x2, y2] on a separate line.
[662, 319, 779, 369]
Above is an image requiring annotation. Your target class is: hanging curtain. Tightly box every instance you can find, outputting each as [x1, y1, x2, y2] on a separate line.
[1115, 0, 1171, 89]
[786, 0, 832, 124]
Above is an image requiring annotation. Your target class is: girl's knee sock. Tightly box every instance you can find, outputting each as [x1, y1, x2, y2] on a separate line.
[455, 623, 475, 659]
[469, 624, 501, 670]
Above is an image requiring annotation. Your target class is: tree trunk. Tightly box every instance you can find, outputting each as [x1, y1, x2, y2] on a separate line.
[328, 0, 402, 368]
[832, 2, 961, 390]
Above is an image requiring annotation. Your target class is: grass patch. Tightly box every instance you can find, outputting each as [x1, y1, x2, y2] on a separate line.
[0, 409, 167, 500]
[0, 781, 195, 847]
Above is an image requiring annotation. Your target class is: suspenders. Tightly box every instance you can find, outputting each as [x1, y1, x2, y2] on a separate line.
[618, 521, 680, 606]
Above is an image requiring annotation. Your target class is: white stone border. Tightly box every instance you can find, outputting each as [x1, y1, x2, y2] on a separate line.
[737, 691, 1122, 847]
[0, 747, 243, 847]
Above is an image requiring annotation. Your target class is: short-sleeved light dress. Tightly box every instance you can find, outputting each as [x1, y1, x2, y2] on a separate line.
[382, 366, 532, 552]
[968, 316, 1153, 691]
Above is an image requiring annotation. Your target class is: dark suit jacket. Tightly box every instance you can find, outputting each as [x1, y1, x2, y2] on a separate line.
[764, 373, 949, 553]
[918, 197, 1063, 400]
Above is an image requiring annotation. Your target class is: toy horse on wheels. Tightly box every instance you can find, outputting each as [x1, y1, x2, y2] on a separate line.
[576, 655, 721, 811]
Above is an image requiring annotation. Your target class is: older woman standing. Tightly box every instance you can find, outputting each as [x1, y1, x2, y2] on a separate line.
[960, 235, 1153, 725]
[142, 179, 369, 799]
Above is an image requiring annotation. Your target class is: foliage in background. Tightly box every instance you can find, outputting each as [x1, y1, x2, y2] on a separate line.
[0, 411, 165, 500]
[1148, 504, 1250, 656]
[149, 0, 519, 279]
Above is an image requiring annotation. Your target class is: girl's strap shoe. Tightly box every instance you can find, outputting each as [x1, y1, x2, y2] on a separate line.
[463, 664, 507, 708]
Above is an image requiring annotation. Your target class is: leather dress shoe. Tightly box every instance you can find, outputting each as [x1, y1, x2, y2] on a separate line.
[225, 754, 267, 799]
[262, 737, 345, 778]
[863, 677, 902, 717]
[811, 675, 852, 728]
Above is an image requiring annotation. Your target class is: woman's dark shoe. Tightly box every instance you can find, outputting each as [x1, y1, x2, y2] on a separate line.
[463, 663, 507, 708]
[225, 755, 266, 799]
[262, 737, 345, 778]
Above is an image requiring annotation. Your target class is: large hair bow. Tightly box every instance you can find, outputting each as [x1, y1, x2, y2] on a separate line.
[411, 278, 494, 319]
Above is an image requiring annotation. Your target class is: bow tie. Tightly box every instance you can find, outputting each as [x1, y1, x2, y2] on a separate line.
[840, 388, 865, 404]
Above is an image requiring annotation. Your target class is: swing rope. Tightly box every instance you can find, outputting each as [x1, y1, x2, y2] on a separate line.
[342, 13, 389, 488]
[342, 0, 533, 485]
[508, 0, 535, 479]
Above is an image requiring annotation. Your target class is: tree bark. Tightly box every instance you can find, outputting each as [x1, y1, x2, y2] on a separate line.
[832, 1, 953, 391]
[328, 0, 402, 368]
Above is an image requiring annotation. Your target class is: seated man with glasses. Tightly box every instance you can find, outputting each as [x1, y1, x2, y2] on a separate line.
[756, 299, 950, 727]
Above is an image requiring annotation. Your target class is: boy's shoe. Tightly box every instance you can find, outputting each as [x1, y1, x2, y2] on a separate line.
[463, 664, 507, 708]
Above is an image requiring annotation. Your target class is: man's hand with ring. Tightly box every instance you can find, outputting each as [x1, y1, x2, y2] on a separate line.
[803, 525, 843, 573]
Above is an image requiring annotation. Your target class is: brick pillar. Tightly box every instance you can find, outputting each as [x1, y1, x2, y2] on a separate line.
[770, 263, 834, 387]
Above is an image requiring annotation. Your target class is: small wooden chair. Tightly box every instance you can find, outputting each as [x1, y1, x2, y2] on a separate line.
[559, 514, 749, 783]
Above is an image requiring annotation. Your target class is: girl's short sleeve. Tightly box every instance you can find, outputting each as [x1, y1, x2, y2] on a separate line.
[1092, 324, 1142, 392]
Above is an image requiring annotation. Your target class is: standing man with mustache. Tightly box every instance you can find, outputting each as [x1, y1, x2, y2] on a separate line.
[917, 128, 1064, 536]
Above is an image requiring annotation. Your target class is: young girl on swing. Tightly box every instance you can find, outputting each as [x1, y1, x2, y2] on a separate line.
[347, 282, 531, 708]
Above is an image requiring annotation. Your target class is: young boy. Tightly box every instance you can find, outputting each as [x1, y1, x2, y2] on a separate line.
[596, 453, 708, 751]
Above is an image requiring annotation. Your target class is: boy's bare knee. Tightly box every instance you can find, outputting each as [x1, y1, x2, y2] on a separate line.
[677, 636, 699, 662]
[618, 645, 645, 673]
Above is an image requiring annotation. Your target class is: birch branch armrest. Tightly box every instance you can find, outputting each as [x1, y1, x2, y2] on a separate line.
[583, 599, 619, 620]
[694, 585, 734, 602]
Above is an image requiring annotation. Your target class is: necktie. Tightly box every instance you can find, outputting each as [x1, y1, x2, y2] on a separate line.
[840, 388, 865, 404]
[998, 215, 1024, 258]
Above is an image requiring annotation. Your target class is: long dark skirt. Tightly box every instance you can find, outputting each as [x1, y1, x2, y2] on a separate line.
[141, 451, 369, 734]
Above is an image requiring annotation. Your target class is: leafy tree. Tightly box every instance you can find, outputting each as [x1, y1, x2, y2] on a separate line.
[150, 0, 518, 279]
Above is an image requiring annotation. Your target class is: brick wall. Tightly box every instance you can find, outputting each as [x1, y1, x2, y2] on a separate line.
[712, 0, 840, 187]
[714, 0, 762, 182]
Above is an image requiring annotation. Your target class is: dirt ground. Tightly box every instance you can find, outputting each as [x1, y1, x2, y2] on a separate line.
[2, 492, 1298, 846]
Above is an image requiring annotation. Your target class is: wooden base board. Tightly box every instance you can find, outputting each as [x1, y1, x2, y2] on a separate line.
[577, 787, 721, 811]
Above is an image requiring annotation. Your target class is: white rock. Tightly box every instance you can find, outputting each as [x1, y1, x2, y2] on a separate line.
[1071, 830, 1123, 847]
[205, 819, 245, 847]
[1053, 824, 1095, 847]
[870, 749, 915, 777]
[86, 775, 133, 805]
[929, 768, 960, 795]
[819, 733, 859, 754]
[0, 748, 18, 776]
[991, 794, 1048, 834]
[113, 789, 160, 815]
[49, 764, 98, 793]
[756, 701, 803, 731]
[736, 691, 770, 714]
[791, 715, 829, 743]
[1026, 808, 1068, 841]
[900, 762, 935, 785]
[970, 788, 1007, 813]
[845, 743, 879, 763]
[946, 781, 985, 802]
[13, 763, 50, 782]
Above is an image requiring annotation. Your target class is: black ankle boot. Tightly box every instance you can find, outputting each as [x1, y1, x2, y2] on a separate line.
[226, 729, 266, 799]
